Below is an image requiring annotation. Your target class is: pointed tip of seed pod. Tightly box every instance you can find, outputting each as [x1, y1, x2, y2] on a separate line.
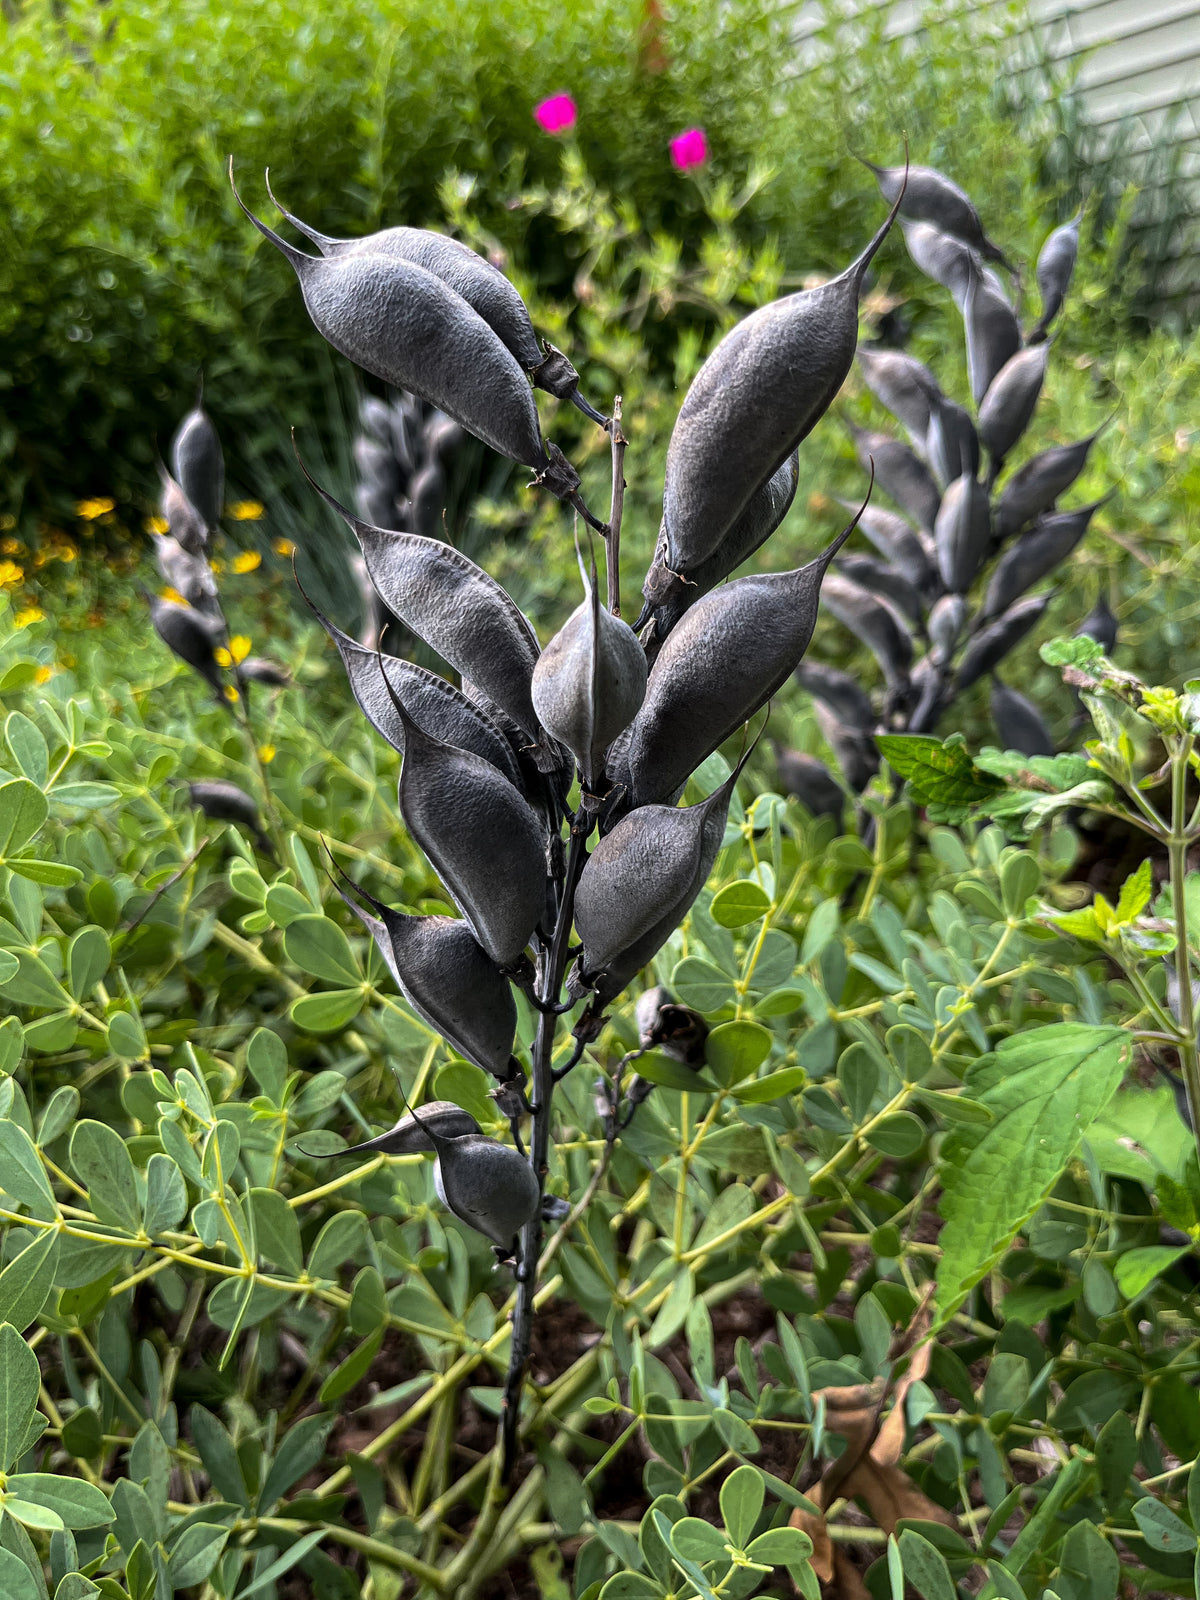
[847, 144, 907, 290]
[318, 836, 391, 921]
[291, 1140, 344, 1161]
[228, 156, 314, 273]
[817, 462, 875, 573]
[291, 437, 380, 547]
[264, 166, 341, 254]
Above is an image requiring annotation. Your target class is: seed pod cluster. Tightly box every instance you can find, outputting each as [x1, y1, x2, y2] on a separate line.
[800, 170, 1111, 766]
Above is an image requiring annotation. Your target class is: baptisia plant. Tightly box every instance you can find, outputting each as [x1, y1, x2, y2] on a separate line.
[231, 158, 901, 1474]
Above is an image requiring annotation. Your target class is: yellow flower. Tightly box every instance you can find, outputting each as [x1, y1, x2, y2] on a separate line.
[224, 685, 241, 703]
[231, 550, 262, 574]
[58, 543, 78, 563]
[215, 647, 233, 668]
[0, 560, 24, 588]
[1, 537, 22, 556]
[145, 515, 169, 536]
[273, 537, 296, 557]
[230, 501, 265, 521]
[210, 559, 225, 574]
[228, 634, 252, 664]
[14, 607, 45, 628]
[34, 664, 54, 683]
[160, 586, 185, 605]
[75, 497, 115, 520]
[258, 744, 277, 763]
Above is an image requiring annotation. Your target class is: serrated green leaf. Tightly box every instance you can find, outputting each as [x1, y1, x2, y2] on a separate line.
[876, 735, 1003, 815]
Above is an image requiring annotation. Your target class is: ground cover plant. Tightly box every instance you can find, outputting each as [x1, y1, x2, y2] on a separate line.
[2, 89, 1200, 1600]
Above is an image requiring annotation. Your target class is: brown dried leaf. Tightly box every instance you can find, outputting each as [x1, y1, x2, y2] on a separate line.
[831, 1550, 873, 1599]
[840, 1457, 958, 1536]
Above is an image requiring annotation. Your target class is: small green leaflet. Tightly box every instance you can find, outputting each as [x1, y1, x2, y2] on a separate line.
[875, 735, 1003, 823]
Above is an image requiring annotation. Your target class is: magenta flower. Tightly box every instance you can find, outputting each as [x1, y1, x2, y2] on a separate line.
[670, 128, 708, 171]
[534, 94, 577, 135]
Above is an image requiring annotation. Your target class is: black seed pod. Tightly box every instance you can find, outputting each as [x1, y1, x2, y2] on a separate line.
[901, 221, 976, 308]
[813, 703, 880, 793]
[933, 474, 991, 594]
[187, 781, 270, 852]
[431, 1130, 541, 1253]
[978, 344, 1049, 467]
[861, 159, 1014, 272]
[531, 550, 647, 790]
[840, 501, 936, 595]
[265, 179, 605, 423]
[984, 498, 1105, 618]
[391, 699, 548, 968]
[820, 574, 914, 692]
[301, 473, 554, 762]
[794, 661, 877, 730]
[926, 397, 981, 489]
[1030, 211, 1081, 343]
[848, 424, 941, 534]
[927, 594, 966, 663]
[1077, 596, 1118, 653]
[238, 657, 292, 689]
[836, 553, 925, 627]
[571, 764, 742, 1003]
[304, 592, 525, 791]
[658, 196, 900, 573]
[171, 400, 225, 536]
[641, 453, 799, 646]
[856, 347, 942, 449]
[158, 467, 208, 556]
[408, 460, 447, 542]
[955, 594, 1049, 692]
[990, 678, 1055, 757]
[233, 173, 553, 473]
[964, 269, 1022, 407]
[993, 424, 1107, 538]
[301, 1102, 482, 1159]
[147, 595, 227, 701]
[635, 987, 709, 1064]
[775, 747, 846, 821]
[334, 872, 519, 1077]
[154, 535, 220, 616]
[623, 516, 858, 808]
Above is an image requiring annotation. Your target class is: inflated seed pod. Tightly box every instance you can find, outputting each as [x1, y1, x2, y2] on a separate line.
[848, 423, 941, 533]
[978, 344, 1049, 467]
[927, 594, 966, 664]
[147, 595, 227, 700]
[360, 395, 394, 445]
[836, 552, 925, 627]
[964, 268, 1022, 407]
[1077, 595, 1118, 653]
[640, 452, 799, 645]
[158, 467, 209, 556]
[814, 702, 880, 793]
[856, 347, 942, 450]
[408, 460, 447, 542]
[925, 396, 980, 489]
[187, 781, 271, 853]
[571, 762, 743, 1004]
[265, 176, 606, 424]
[333, 871, 519, 1077]
[901, 221, 976, 308]
[635, 987, 709, 1065]
[305, 593, 525, 790]
[171, 398, 225, 536]
[820, 574, 914, 693]
[354, 432, 401, 493]
[1029, 210, 1082, 344]
[429, 1128, 541, 1255]
[983, 497, 1105, 618]
[933, 474, 991, 594]
[990, 678, 1055, 757]
[389, 694, 548, 967]
[955, 594, 1049, 692]
[861, 158, 1015, 272]
[233, 172, 558, 476]
[839, 500, 936, 595]
[238, 657, 292, 689]
[425, 413, 466, 463]
[531, 548, 647, 790]
[774, 747, 846, 821]
[300, 471, 553, 761]
[794, 661, 877, 729]
[993, 424, 1107, 538]
[658, 195, 901, 573]
[623, 514, 859, 809]
[154, 535, 220, 616]
[300, 1101, 482, 1159]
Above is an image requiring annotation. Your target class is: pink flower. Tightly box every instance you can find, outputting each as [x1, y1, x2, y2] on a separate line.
[670, 128, 708, 171]
[534, 94, 577, 135]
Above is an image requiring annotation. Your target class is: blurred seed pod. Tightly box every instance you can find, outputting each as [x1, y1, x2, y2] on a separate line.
[836, 552, 925, 627]
[840, 500, 936, 596]
[848, 423, 941, 534]
[984, 497, 1106, 618]
[861, 158, 1014, 272]
[794, 661, 877, 729]
[774, 746, 846, 821]
[901, 220, 976, 308]
[1029, 210, 1081, 344]
[933, 474, 991, 595]
[158, 467, 209, 557]
[1077, 595, 1118, 653]
[955, 594, 1050, 692]
[990, 677, 1055, 757]
[813, 702, 880, 793]
[147, 594, 227, 702]
[978, 344, 1049, 468]
[856, 346, 942, 451]
[154, 535, 220, 616]
[927, 594, 967, 664]
[635, 987, 709, 1065]
[187, 780, 271, 853]
[820, 573, 914, 693]
[925, 397, 980, 490]
[993, 422, 1109, 537]
[964, 268, 1021, 407]
[171, 397, 225, 536]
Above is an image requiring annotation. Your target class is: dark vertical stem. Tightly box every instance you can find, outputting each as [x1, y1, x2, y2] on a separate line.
[605, 397, 626, 619]
[500, 817, 591, 1480]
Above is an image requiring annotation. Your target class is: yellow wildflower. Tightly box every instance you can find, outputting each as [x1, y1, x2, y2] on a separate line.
[210, 559, 225, 574]
[160, 586, 185, 605]
[15, 607, 45, 628]
[75, 497, 115, 520]
[230, 501, 265, 521]
[231, 550, 262, 574]
[215, 647, 232, 668]
[145, 515, 169, 536]
[0, 560, 24, 588]
[34, 665, 54, 684]
[258, 744, 277, 764]
[273, 537, 296, 557]
[224, 685, 241, 703]
[229, 634, 252, 664]
[1, 537, 22, 556]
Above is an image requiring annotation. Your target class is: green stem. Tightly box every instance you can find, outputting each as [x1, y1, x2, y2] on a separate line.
[1168, 735, 1200, 1162]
